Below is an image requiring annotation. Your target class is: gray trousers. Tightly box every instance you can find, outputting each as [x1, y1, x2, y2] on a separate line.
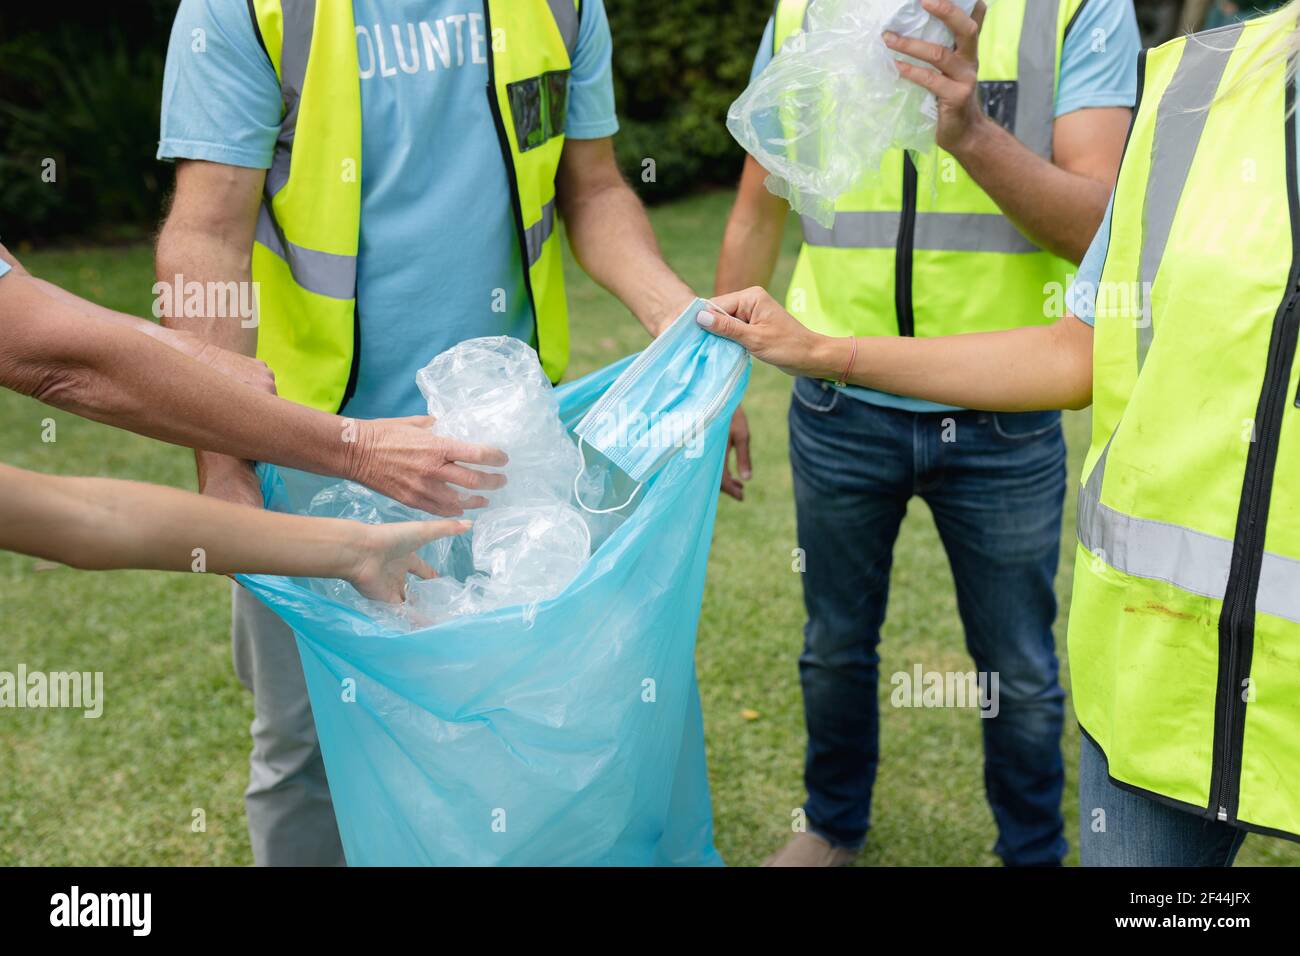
[231, 583, 346, 866]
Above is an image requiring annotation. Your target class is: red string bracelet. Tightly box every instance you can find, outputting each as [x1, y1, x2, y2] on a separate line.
[834, 336, 858, 388]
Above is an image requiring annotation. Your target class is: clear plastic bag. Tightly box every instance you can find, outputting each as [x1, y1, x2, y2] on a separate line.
[417, 336, 582, 509]
[470, 504, 591, 596]
[726, 0, 978, 227]
[302, 337, 596, 629]
[238, 314, 751, 865]
[239, 342, 749, 864]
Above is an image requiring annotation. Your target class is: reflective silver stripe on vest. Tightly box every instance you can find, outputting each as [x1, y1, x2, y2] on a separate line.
[256, 203, 356, 300]
[546, 0, 580, 58]
[1135, 24, 1245, 369]
[266, 0, 317, 199]
[801, 211, 1038, 254]
[1077, 435, 1300, 624]
[525, 198, 556, 267]
[1015, 0, 1060, 159]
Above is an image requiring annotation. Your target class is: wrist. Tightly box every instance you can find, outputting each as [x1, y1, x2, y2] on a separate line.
[949, 110, 997, 161]
[807, 334, 855, 382]
[643, 285, 696, 337]
[340, 417, 378, 485]
[327, 518, 371, 581]
[148, 323, 189, 351]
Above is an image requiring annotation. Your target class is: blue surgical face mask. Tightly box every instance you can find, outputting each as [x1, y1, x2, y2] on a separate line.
[572, 298, 749, 512]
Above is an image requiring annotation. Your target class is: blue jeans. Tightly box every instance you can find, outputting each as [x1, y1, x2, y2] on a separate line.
[1078, 734, 1246, 866]
[788, 378, 1068, 865]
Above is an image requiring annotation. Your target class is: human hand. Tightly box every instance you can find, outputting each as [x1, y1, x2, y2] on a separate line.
[343, 518, 472, 603]
[347, 417, 509, 517]
[884, 0, 989, 156]
[721, 406, 752, 501]
[697, 287, 846, 380]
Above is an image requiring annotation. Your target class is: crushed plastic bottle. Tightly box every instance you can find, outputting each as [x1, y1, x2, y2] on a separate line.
[417, 336, 583, 509]
[470, 505, 591, 598]
[303, 337, 603, 631]
[726, 0, 979, 227]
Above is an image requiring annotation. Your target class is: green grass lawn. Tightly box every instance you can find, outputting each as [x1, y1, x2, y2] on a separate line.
[2, 191, 1297, 867]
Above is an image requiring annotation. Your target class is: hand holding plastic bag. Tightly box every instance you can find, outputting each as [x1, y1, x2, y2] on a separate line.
[727, 0, 979, 227]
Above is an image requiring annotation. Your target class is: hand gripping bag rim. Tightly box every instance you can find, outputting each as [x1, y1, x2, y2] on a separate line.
[236, 346, 748, 865]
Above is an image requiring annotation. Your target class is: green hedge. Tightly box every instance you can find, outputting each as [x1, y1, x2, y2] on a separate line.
[1, 1, 1204, 241]
[606, 0, 770, 201]
[1, 1, 770, 242]
[0, 5, 176, 243]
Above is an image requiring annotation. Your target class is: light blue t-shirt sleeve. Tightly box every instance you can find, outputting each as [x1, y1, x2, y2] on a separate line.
[565, 0, 619, 139]
[1065, 192, 1114, 326]
[157, 0, 618, 157]
[156, 0, 282, 168]
[0, 259, 10, 280]
[750, 17, 776, 81]
[1056, 0, 1142, 116]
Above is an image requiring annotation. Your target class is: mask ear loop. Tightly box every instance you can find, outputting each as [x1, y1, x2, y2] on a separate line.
[572, 435, 643, 515]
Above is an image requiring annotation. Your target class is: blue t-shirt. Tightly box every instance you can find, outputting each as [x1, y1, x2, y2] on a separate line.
[0, 260, 9, 281]
[158, 0, 619, 419]
[1064, 195, 1113, 326]
[751, 0, 1142, 412]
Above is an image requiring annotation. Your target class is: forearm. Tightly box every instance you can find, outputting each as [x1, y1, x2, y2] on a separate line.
[804, 318, 1094, 411]
[764, 314, 1092, 411]
[0, 276, 351, 476]
[951, 116, 1111, 264]
[155, 220, 257, 353]
[0, 464, 360, 577]
[562, 181, 693, 336]
[715, 160, 790, 294]
[156, 183, 261, 488]
[27, 274, 179, 346]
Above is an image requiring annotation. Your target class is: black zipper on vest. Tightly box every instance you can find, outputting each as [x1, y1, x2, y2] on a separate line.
[480, 0, 541, 353]
[1209, 84, 1300, 824]
[894, 153, 918, 337]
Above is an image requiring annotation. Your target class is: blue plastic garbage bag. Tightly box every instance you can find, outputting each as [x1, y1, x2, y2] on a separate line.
[238, 314, 747, 866]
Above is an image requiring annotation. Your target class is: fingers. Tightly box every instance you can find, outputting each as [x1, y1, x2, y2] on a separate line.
[893, 59, 968, 103]
[439, 438, 509, 469]
[381, 418, 510, 469]
[883, 33, 974, 82]
[733, 417, 753, 483]
[705, 286, 767, 322]
[921, 0, 981, 61]
[406, 554, 438, 581]
[436, 463, 507, 492]
[395, 415, 437, 430]
[696, 307, 756, 348]
[250, 359, 277, 394]
[408, 489, 490, 517]
[721, 468, 744, 501]
[720, 408, 751, 502]
[412, 518, 472, 548]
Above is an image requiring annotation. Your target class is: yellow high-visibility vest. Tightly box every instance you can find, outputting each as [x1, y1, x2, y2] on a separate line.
[1070, 6, 1300, 840]
[772, 0, 1085, 341]
[248, 0, 578, 411]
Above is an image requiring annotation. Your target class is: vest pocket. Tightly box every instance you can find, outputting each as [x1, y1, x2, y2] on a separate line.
[978, 81, 1018, 134]
[507, 70, 571, 153]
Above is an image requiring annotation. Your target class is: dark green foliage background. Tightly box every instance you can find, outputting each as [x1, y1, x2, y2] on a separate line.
[606, 1, 770, 201]
[0, 1, 1189, 241]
